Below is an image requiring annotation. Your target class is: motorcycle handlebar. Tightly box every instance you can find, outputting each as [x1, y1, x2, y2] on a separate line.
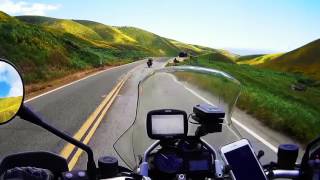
[266, 169, 300, 179]
[58, 167, 302, 180]
[102, 170, 301, 180]
[102, 169, 301, 180]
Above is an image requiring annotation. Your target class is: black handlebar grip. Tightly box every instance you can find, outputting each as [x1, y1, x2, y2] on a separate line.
[277, 144, 299, 170]
[98, 156, 118, 178]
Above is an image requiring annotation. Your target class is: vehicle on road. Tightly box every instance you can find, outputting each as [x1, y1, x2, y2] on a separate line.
[179, 52, 188, 58]
[0, 59, 319, 180]
[147, 58, 153, 68]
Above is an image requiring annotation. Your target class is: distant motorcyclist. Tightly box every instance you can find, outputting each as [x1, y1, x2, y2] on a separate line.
[173, 58, 179, 65]
[147, 58, 153, 68]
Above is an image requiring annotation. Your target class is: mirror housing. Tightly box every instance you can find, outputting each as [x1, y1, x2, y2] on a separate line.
[0, 58, 97, 179]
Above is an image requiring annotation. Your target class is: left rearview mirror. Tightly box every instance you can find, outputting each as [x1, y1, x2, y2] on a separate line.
[0, 59, 24, 125]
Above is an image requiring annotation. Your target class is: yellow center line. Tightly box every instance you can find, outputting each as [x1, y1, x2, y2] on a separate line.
[67, 79, 126, 169]
[59, 66, 137, 170]
[59, 78, 125, 160]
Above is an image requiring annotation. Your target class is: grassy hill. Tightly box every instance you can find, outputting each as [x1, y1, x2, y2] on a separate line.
[191, 52, 236, 64]
[0, 12, 217, 85]
[117, 26, 181, 56]
[17, 16, 102, 40]
[43, 19, 103, 41]
[181, 55, 320, 143]
[1, 13, 149, 84]
[258, 39, 320, 80]
[0, 96, 22, 123]
[169, 39, 204, 54]
[238, 53, 283, 65]
[216, 49, 239, 61]
[235, 54, 265, 63]
[16, 15, 58, 24]
[0, 11, 16, 22]
[74, 20, 136, 44]
[17, 16, 217, 57]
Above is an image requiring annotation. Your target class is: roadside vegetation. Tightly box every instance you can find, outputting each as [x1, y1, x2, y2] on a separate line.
[175, 53, 320, 143]
[0, 12, 148, 85]
[237, 39, 320, 81]
[257, 39, 320, 80]
[174, 71, 241, 107]
[0, 96, 22, 123]
[0, 11, 214, 86]
[237, 53, 283, 65]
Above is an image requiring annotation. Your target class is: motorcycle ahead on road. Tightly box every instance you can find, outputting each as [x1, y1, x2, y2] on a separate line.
[147, 58, 153, 68]
[0, 59, 320, 180]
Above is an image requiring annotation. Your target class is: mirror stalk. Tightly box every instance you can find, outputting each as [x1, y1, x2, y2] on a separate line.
[18, 105, 97, 179]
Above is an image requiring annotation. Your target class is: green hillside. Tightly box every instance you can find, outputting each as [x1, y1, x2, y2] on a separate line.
[258, 39, 320, 80]
[181, 55, 320, 143]
[1, 14, 151, 84]
[0, 12, 217, 85]
[17, 15, 216, 57]
[17, 16, 103, 41]
[44, 19, 103, 41]
[169, 39, 210, 55]
[16, 15, 58, 24]
[0, 11, 15, 22]
[0, 96, 22, 123]
[117, 26, 181, 56]
[192, 52, 235, 64]
[238, 53, 283, 65]
[235, 54, 265, 62]
[74, 20, 136, 43]
[216, 49, 239, 61]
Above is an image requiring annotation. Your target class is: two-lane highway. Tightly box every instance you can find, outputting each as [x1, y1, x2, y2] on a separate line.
[0, 57, 302, 172]
[0, 59, 149, 158]
[74, 59, 302, 170]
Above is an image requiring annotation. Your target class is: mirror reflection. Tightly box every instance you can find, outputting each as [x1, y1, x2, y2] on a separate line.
[0, 60, 24, 124]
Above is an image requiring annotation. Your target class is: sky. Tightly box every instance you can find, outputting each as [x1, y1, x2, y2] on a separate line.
[0, 61, 23, 98]
[0, 81, 10, 97]
[0, 0, 319, 54]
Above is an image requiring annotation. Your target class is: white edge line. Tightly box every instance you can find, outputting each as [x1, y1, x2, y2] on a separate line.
[171, 75, 278, 153]
[231, 118, 278, 152]
[25, 61, 142, 103]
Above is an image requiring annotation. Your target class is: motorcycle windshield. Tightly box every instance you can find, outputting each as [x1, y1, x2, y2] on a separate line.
[114, 66, 242, 170]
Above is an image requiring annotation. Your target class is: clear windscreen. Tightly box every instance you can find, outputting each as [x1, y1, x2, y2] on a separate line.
[114, 66, 242, 170]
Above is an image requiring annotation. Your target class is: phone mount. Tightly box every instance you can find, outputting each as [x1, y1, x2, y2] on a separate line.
[192, 104, 225, 137]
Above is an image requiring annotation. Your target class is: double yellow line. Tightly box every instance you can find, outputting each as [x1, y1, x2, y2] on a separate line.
[59, 73, 131, 170]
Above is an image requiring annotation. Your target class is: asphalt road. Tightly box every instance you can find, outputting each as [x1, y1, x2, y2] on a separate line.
[74, 58, 170, 169]
[0, 57, 302, 173]
[0, 59, 146, 158]
[75, 58, 301, 170]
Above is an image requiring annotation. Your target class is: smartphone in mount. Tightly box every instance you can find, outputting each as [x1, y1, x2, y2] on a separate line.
[220, 139, 267, 180]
